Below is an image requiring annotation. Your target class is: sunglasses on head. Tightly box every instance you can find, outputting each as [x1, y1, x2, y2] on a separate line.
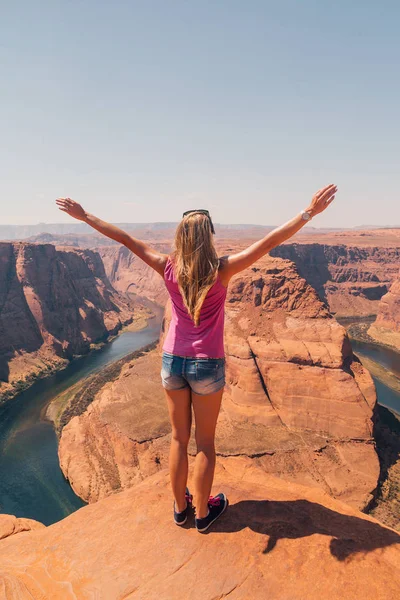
[182, 209, 215, 234]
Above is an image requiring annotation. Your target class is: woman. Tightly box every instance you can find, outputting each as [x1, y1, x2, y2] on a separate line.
[56, 183, 336, 532]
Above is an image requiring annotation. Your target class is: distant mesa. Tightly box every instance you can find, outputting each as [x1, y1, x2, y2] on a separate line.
[2, 221, 400, 243]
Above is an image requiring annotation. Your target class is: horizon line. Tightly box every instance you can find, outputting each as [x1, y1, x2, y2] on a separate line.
[1, 221, 399, 231]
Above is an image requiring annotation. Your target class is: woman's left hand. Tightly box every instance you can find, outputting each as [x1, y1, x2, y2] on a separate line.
[56, 197, 87, 221]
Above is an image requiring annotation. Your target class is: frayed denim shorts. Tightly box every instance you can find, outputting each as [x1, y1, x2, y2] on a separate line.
[161, 351, 226, 396]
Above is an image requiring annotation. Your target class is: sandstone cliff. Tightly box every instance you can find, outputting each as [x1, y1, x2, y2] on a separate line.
[270, 243, 400, 317]
[98, 243, 170, 303]
[98, 240, 400, 319]
[0, 461, 399, 599]
[58, 255, 380, 515]
[0, 243, 147, 402]
[368, 273, 400, 350]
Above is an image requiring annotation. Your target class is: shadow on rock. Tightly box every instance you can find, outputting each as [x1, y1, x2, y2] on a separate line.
[209, 498, 400, 560]
[371, 404, 400, 498]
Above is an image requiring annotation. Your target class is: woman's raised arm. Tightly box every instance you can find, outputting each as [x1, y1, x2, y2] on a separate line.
[55, 198, 167, 277]
[218, 184, 337, 282]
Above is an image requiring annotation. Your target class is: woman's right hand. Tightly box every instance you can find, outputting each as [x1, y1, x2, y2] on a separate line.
[56, 197, 87, 221]
[307, 184, 337, 217]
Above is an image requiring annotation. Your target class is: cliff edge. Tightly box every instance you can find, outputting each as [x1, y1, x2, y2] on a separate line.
[0, 459, 399, 599]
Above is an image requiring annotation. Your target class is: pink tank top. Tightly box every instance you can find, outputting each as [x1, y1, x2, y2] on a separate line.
[162, 256, 227, 358]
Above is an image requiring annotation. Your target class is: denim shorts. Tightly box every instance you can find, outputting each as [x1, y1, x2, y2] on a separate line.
[161, 351, 226, 395]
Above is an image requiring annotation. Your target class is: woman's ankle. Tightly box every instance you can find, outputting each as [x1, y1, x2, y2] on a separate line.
[196, 506, 210, 519]
[175, 498, 187, 513]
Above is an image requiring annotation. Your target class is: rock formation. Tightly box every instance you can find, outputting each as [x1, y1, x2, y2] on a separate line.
[368, 273, 400, 350]
[270, 243, 400, 317]
[58, 255, 380, 514]
[0, 461, 399, 599]
[0, 515, 44, 541]
[98, 240, 400, 319]
[98, 243, 170, 304]
[0, 242, 147, 402]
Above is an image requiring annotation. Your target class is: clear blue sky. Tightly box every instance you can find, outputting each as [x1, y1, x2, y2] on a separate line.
[1, 1, 399, 227]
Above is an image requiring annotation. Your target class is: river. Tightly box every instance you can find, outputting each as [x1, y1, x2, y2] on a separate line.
[0, 309, 399, 526]
[0, 300, 164, 526]
[351, 339, 400, 417]
[337, 316, 400, 418]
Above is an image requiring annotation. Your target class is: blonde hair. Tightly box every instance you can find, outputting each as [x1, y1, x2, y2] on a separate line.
[171, 212, 219, 326]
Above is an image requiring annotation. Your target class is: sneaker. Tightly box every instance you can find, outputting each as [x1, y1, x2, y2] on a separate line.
[195, 493, 228, 533]
[173, 487, 193, 526]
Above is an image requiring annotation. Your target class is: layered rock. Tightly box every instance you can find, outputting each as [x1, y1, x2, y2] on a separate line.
[0, 515, 44, 541]
[270, 243, 400, 317]
[0, 461, 399, 600]
[58, 255, 380, 513]
[0, 243, 146, 402]
[98, 244, 170, 303]
[98, 240, 400, 319]
[368, 274, 400, 350]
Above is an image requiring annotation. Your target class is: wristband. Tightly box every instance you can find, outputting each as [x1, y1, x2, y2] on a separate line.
[300, 209, 312, 221]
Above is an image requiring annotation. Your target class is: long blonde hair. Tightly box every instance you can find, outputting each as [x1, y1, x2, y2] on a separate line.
[171, 211, 219, 327]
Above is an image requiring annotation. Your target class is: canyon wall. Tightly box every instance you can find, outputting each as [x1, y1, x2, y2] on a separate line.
[0, 243, 144, 402]
[98, 241, 400, 319]
[270, 243, 400, 317]
[98, 244, 170, 304]
[57, 255, 380, 512]
[368, 273, 400, 350]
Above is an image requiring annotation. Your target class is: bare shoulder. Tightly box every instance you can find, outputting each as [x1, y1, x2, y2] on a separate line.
[145, 252, 170, 278]
[158, 253, 170, 276]
[217, 255, 233, 288]
[161, 253, 170, 267]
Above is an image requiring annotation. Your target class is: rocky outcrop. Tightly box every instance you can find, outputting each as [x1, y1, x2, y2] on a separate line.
[270, 243, 400, 317]
[0, 461, 399, 600]
[368, 274, 400, 350]
[58, 255, 380, 513]
[0, 515, 44, 541]
[0, 243, 147, 402]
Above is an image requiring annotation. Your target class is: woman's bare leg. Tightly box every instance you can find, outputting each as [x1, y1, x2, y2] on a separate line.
[191, 388, 224, 518]
[164, 386, 192, 512]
